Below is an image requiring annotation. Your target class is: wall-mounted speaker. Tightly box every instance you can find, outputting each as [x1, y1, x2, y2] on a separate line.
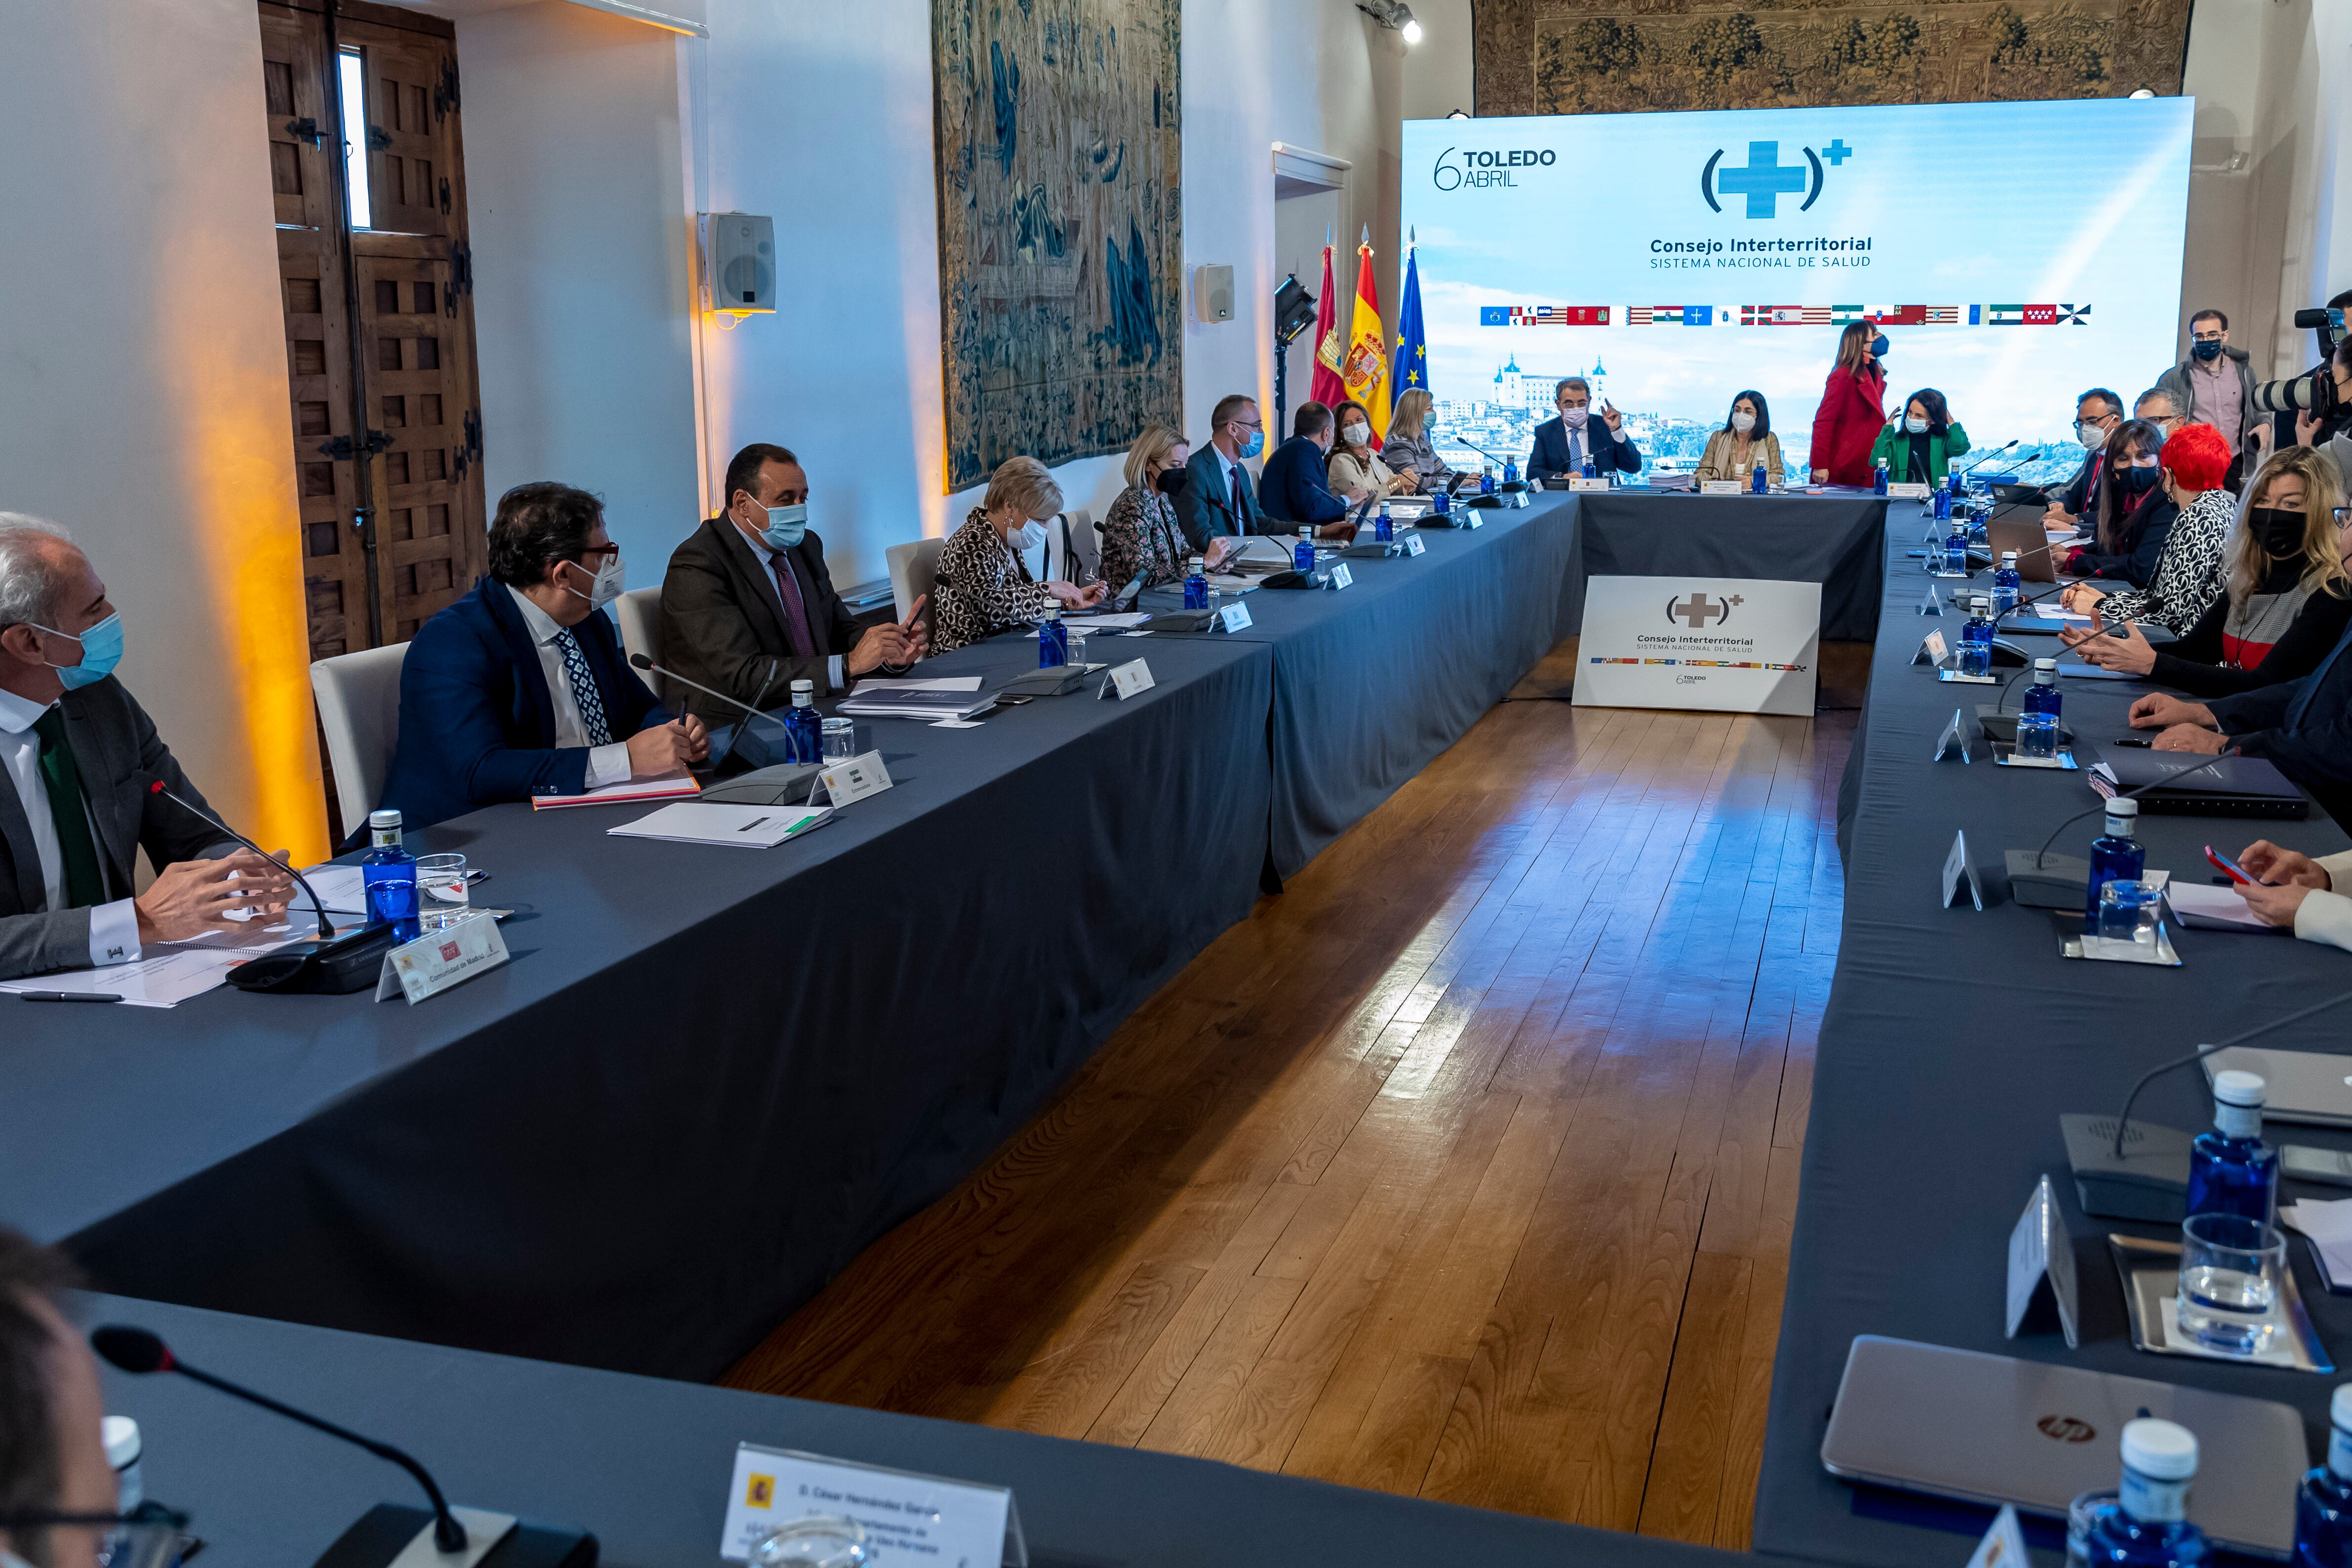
[1193, 264, 1235, 324]
[702, 212, 776, 317]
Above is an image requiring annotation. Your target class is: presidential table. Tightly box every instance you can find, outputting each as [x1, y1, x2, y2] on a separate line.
[1755, 518, 2352, 1566]
[89, 1291, 1769, 1568]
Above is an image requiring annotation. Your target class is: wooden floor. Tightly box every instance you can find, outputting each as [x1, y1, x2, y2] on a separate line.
[725, 646, 1851, 1551]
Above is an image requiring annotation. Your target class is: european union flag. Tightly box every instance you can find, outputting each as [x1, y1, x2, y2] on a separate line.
[1478, 304, 1509, 327]
[1399, 243, 1433, 392]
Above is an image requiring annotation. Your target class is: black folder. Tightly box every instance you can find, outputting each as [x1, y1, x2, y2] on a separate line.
[2095, 752, 2310, 818]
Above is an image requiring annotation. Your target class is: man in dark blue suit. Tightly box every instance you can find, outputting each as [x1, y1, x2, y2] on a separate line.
[377, 482, 706, 829]
[1258, 402, 1365, 538]
[1174, 392, 1271, 549]
[1526, 376, 1640, 481]
[2132, 620, 2352, 827]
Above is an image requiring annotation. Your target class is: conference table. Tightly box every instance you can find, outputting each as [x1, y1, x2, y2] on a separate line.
[1754, 516, 2352, 1565]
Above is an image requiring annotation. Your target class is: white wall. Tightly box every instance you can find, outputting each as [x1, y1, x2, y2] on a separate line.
[1399, 0, 1473, 121]
[0, 0, 322, 857]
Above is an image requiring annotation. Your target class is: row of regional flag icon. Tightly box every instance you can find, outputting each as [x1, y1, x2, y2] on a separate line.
[1476, 303, 2092, 327]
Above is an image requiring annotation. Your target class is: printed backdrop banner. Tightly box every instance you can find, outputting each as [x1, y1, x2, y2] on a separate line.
[1575, 575, 1820, 716]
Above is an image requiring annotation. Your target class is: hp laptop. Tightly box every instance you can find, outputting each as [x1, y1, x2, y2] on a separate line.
[2204, 1048, 2352, 1128]
[1984, 509, 2061, 583]
[1821, 1336, 2301, 1557]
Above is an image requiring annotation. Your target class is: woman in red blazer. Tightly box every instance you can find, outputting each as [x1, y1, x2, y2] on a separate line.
[1809, 322, 1889, 486]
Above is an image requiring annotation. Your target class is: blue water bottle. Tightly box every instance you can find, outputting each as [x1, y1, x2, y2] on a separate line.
[2186, 1070, 2278, 1224]
[1480, 464, 1496, 495]
[1038, 608, 1069, 668]
[1944, 519, 1969, 575]
[1376, 501, 1394, 543]
[1873, 459, 1889, 495]
[1992, 551, 2021, 618]
[2016, 658, 2062, 759]
[2295, 1386, 2352, 1567]
[1183, 555, 1207, 610]
[1432, 487, 1450, 518]
[2083, 797, 2145, 935]
[1959, 597, 1994, 678]
[2080, 1420, 2210, 1568]
[1933, 476, 1952, 522]
[782, 679, 821, 762]
[1581, 451, 1597, 481]
[362, 809, 420, 943]
[1751, 464, 1768, 495]
[1294, 537, 1316, 573]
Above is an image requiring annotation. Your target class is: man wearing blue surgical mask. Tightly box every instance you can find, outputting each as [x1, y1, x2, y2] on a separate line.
[0, 515, 297, 980]
[659, 443, 924, 726]
[1173, 393, 1269, 550]
[378, 482, 705, 830]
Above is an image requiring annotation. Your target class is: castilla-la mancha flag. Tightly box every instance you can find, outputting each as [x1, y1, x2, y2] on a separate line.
[1310, 237, 1345, 411]
[1341, 233, 1389, 442]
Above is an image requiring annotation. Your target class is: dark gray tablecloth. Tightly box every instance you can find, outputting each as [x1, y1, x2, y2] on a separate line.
[90, 1292, 1767, 1568]
[1756, 519, 2352, 1567]
[1557, 491, 1890, 642]
[11, 634, 1275, 1381]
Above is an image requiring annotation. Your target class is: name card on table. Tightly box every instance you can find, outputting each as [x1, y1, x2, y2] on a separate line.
[376, 910, 508, 1004]
[1932, 707, 1971, 764]
[720, 1444, 1028, 1567]
[1098, 659, 1156, 701]
[1403, 532, 1426, 557]
[1329, 562, 1353, 590]
[1913, 629, 1948, 666]
[1699, 480, 1743, 496]
[1966, 1505, 2031, 1568]
[1567, 476, 1610, 492]
[1918, 585, 1944, 617]
[1888, 481, 1932, 500]
[2005, 1173, 2081, 1347]
[1942, 828, 1985, 910]
[817, 751, 894, 808]
[1217, 601, 1253, 633]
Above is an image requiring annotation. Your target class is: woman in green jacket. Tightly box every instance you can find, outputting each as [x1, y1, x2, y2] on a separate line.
[1868, 388, 1970, 485]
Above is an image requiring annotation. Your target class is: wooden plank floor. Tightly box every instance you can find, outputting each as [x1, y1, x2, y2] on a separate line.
[724, 645, 1850, 1551]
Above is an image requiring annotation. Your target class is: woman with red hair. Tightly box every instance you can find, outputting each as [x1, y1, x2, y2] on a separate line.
[2062, 421, 2238, 636]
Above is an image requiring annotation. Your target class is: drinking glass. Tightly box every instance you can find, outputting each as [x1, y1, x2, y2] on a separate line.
[820, 716, 856, 763]
[1068, 623, 1092, 668]
[415, 853, 467, 932]
[2015, 711, 2060, 761]
[2066, 1489, 2119, 1568]
[2097, 879, 2162, 949]
[751, 1516, 868, 1568]
[2175, 1211, 2285, 1354]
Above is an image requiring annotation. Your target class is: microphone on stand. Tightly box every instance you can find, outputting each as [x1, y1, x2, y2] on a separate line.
[2002, 746, 2246, 910]
[144, 778, 334, 939]
[2107, 987, 2352, 1156]
[629, 654, 778, 766]
[1952, 438, 2021, 482]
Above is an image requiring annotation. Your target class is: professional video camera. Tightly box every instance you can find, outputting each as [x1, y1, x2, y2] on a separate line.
[2251, 305, 2348, 421]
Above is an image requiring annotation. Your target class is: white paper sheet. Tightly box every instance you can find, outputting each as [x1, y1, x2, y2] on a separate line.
[853, 675, 982, 694]
[608, 802, 831, 848]
[0, 922, 307, 1007]
[297, 863, 371, 914]
[2166, 880, 2282, 932]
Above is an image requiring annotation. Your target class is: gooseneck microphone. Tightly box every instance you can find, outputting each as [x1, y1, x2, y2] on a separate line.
[145, 778, 334, 939]
[91, 1325, 466, 1553]
[1952, 438, 2021, 482]
[628, 653, 773, 727]
[2109, 987, 2352, 1156]
[2029, 746, 2245, 871]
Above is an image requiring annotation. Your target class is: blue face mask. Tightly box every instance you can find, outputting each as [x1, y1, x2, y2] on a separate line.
[1238, 430, 1265, 460]
[28, 613, 123, 690]
[759, 502, 808, 551]
[1869, 334, 1890, 360]
[2192, 338, 2224, 362]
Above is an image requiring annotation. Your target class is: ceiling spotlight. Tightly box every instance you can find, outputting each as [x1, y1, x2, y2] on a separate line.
[2129, 87, 2156, 98]
[1402, 14, 1423, 42]
[1357, 0, 1421, 42]
[1445, 109, 1471, 120]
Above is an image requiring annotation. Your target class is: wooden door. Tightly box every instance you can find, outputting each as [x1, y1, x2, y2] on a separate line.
[258, 0, 485, 660]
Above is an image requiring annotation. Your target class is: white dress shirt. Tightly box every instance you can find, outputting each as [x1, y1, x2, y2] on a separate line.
[0, 685, 140, 967]
[2296, 849, 2352, 954]
[735, 525, 846, 692]
[504, 586, 633, 789]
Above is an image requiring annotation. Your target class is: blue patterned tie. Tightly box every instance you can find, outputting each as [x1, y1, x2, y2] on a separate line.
[553, 627, 613, 745]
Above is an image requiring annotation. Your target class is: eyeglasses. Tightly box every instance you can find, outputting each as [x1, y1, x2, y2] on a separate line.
[573, 543, 620, 564]
[2191, 329, 2226, 342]
[0, 1503, 190, 1568]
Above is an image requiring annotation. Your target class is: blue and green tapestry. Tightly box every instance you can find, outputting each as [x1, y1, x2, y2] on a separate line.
[932, 0, 1183, 492]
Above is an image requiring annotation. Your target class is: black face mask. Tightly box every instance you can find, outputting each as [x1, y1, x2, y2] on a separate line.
[2251, 505, 2306, 555]
[2119, 465, 2162, 493]
[1154, 468, 1187, 499]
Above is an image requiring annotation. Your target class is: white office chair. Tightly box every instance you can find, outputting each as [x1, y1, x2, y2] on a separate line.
[310, 642, 408, 838]
[612, 586, 662, 673]
[1045, 508, 1099, 584]
[887, 537, 945, 624]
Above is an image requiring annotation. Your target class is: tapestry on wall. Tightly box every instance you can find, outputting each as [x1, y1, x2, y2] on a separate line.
[1470, 0, 2194, 117]
[931, 0, 1183, 493]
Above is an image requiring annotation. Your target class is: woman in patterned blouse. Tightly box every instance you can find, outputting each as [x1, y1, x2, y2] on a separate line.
[2061, 422, 2236, 636]
[930, 456, 1105, 655]
[1100, 423, 1237, 590]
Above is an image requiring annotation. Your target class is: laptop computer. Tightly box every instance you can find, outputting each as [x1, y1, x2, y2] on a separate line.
[1821, 1336, 2301, 1556]
[2203, 1047, 2352, 1127]
[1984, 509, 2061, 583]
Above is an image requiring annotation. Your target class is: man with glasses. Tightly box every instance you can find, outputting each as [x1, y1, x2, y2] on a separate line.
[0, 515, 295, 981]
[377, 482, 706, 831]
[2045, 387, 2124, 532]
[2158, 308, 2264, 482]
[0, 1227, 131, 1568]
[1527, 376, 1640, 482]
[1173, 393, 1269, 550]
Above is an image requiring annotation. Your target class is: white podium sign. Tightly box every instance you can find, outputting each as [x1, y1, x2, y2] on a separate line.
[1573, 575, 1820, 717]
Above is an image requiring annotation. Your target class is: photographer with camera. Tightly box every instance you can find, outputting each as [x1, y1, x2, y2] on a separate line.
[2287, 335, 2352, 495]
[2256, 298, 2352, 466]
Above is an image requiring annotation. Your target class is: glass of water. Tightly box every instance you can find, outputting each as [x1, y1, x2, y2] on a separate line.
[415, 853, 467, 932]
[2015, 710, 2060, 761]
[820, 716, 856, 763]
[751, 1517, 867, 1568]
[2098, 879, 2163, 949]
[2175, 1211, 2285, 1355]
[1068, 622, 1092, 668]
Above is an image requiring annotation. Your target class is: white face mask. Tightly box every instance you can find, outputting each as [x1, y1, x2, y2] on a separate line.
[1904, 415, 1929, 434]
[565, 552, 626, 610]
[1559, 404, 1590, 426]
[1731, 412, 1756, 434]
[1341, 422, 1371, 448]
[1006, 518, 1047, 552]
[2078, 421, 2108, 449]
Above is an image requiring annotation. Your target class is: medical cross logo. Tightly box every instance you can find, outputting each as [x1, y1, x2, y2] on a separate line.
[1669, 592, 1741, 628]
[1701, 140, 1835, 218]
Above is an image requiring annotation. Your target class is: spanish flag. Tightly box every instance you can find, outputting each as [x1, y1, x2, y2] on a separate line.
[1341, 229, 1389, 441]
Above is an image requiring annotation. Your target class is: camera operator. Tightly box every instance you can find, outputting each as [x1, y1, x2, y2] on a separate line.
[2260, 293, 2352, 458]
[2289, 335, 2352, 495]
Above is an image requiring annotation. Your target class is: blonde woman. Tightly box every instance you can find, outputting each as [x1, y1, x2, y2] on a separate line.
[1380, 388, 1459, 492]
[1692, 390, 1786, 487]
[1326, 399, 1412, 496]
[931, 456, 1105, 655]
[2068, 445, 2350, 695]
[1099, 424, 1235, 589]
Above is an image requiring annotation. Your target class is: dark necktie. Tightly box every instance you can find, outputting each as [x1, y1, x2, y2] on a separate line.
[769, 555, 816, 660]
[1231, 462, 1248, 535]
[31, 707, 105, 908]
[552, 627, 614, 746]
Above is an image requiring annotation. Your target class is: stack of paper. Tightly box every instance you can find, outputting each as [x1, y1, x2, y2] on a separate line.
[2166, 880, 2286, 933]
[2283, 1198, 2352, 1289]
[609, 802, 832, 848]
[532, 773, 700, 810]
[839, 675, 994, 721]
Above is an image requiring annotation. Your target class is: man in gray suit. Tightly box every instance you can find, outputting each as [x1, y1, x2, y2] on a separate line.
[0, 516, 292, 981]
